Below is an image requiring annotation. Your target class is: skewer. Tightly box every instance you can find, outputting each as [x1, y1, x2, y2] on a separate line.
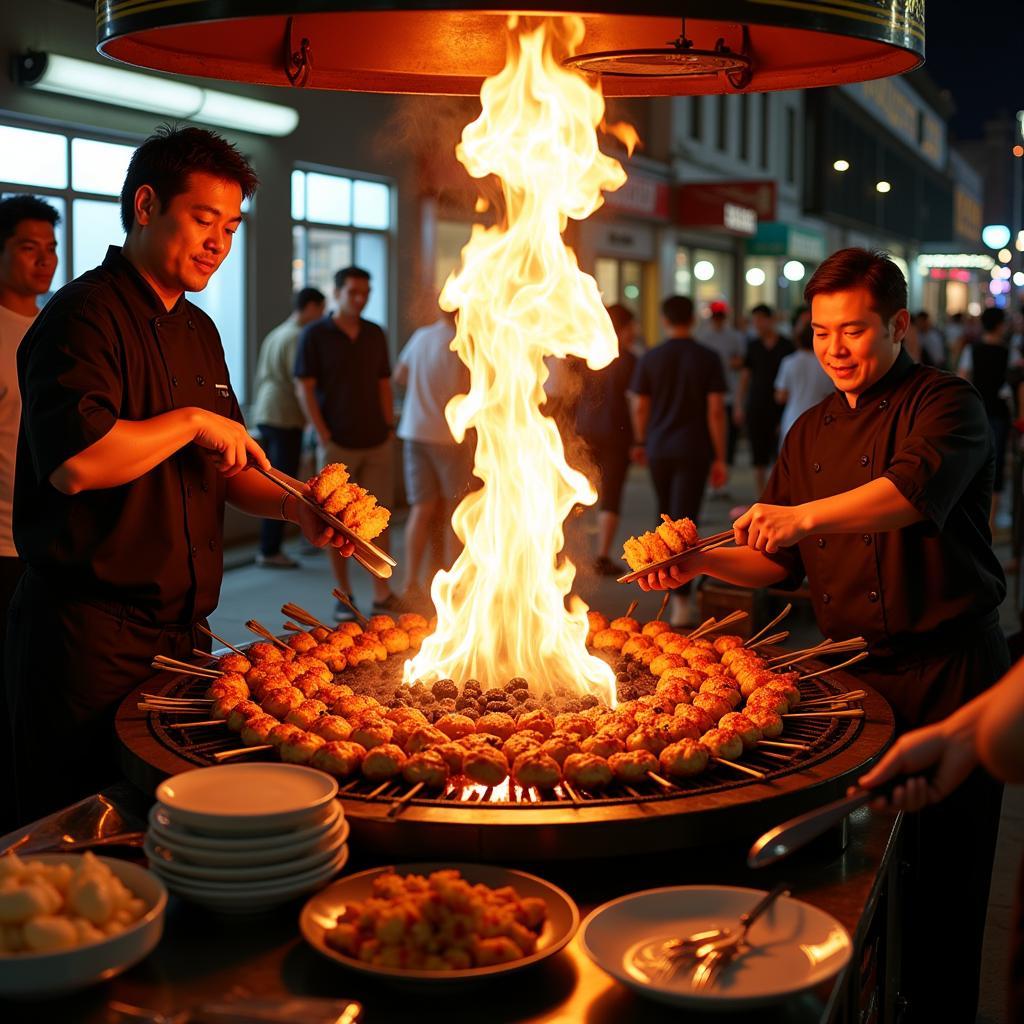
[690, 609, 748, 637]
[697, 537, 733, 555]
[283, 622, 304, 632]
[167, 719, 225, 728]
[713, 757, 766, 780]
[758, 750, 793, 762]
[744, 603, 793, 648]
[214, 745, 272, 761]
[561, 782, 582, 804]
[783, 709, 865, 720]
[758, 740, 810, 751]
[687, 616, 717, 640]
[799, 651, 870, 681]
[799, 690, 866, 706]
[137, 702, 213, 713]
[151, 657, 222, 679]
[332, 588, 369, 628]
[148, 664, 219, 681]
[747, 630, 789, 651]
[646, 771, 678, 791]
[195, 623, 248, 657]
[654, 593, 670, 622]
[245, 619, 291, 651]
[387, 782, 425, 817]
[769, 637, 866, 670]
[282, 602, 333, 632]
[140, 694, 214, 706]
[624, 599, 639, 620]
[768, 639, 834, 668]
[192, 648, 215, 661]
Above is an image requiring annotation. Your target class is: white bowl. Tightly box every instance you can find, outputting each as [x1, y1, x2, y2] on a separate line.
[148, 806, 347, 868]
[153, 845, 349, 915]
[148, 800, 342, 858]
[155, 764, 338, 834]
[144, 819, 350, 882]
[0, 855, 167, 999]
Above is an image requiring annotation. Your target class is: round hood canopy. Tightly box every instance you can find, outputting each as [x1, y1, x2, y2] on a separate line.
[96, 1, 925, 96]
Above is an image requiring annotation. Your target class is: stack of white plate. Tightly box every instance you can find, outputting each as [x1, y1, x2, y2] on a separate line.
[144, 763, 349, 914]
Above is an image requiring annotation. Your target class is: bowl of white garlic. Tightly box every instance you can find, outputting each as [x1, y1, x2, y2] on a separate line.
[0, 850, 167, 997]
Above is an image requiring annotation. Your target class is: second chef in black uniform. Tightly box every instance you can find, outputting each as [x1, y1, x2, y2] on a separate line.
[642, 248, 1008, 1024]
[6, 127, 352, 826]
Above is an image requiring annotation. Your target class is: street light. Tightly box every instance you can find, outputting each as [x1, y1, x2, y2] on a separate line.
[875, 180, 892, 194]
[783, 260, 806, 282]
[745, 267, 766, 286]
[833, 159, 850, 172]
[982, 224, 1012, 249]
[999, 248, 1013, 263]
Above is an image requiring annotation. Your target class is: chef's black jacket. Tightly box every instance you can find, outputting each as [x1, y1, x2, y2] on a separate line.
[14, 246, 243, 626]
[762, 347, 1005, 666]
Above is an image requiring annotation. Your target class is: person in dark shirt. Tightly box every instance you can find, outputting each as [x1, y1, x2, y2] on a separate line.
[7, 127, 352, 826]
[957, 306, 1010, 528]
[640, 248, 1007, 1024]
[576, 303, 638, 576]
[629, 295, 727, 625]
[736, 304, 794, 493]
[295, 267, 397, 621]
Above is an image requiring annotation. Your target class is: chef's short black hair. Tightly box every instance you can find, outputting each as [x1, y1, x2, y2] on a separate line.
[120, 125, 258, 232]
[334, 266, 371, 290]
[294, 287, 325, 312]
[0, 194, 60, 248]
[661, 295, 694, 326]
[805, 248, 907, 324]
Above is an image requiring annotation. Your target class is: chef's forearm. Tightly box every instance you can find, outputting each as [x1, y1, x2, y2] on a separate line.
[800, 477, 925, 535]
[692, 546, 789, 588]
[295, 379, 330, 442]
[226, 471, 301, 521]
[976, 660, 1024, 784]
[50, 410, 198, 494]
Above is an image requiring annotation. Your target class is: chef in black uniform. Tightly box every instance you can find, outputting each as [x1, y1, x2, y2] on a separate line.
[641, 248, 1008, 1023]
[6, 127, 352, 825]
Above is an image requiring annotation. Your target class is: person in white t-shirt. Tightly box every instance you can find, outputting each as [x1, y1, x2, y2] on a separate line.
[393, 310, 472, 607]
[0, 194, 59, 831]
[774, 323, 833, 441]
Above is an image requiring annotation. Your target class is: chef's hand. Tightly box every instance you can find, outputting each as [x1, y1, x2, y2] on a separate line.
[292, 486, 356, 555]
[191, 410, 271, 477]
[710, 460, 728, 489]
[856, 717, 978, 813]
[733, 502, 810, 553]
[638, 563, 697, 593]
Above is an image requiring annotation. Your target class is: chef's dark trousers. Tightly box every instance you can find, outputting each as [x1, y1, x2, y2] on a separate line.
[4, 570, 210, 828]
[0, 555, 24, 834]
[647, 455, 710, 597]
[257, 424, 304, 557]
[854, 618, 1010, 1024]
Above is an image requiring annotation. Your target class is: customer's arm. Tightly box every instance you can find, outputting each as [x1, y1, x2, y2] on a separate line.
[295, 378, 332, 447]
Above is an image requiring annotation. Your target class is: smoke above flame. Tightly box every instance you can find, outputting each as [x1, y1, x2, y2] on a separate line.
[405, 15, 634, 701]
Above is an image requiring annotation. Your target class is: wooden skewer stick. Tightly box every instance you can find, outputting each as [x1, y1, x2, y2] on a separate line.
[168, 718, 226, 728]
[331, 589, 369, 628]
[214, 745, 272, 761]
[646, 771, 677, 791]
[769, 639, 834, 668]
[561, 782, 582, 804]
[691, 609, 748, 638]
[245, 619, 291, 651]
[192, 648, 216, 661]
[141, 693, 213, 704]
[799, 651, 870, 681]
[195, 623, 248, 657]
[745, 603, 793, 647]
[138, 699, 212, 710]
[654, 592, 670, 622]
[758, 739, 811, 750]
[696, 537, 733, 555]
[624, 599, 639, 620]
[282, 602, 333, 632]
[713, 757, 766, 780]
[758, 750, 793, 762]
[283, 622, 304, 632]
[687, 616, 718, 640]
[747, 630, 789, 651]
[387, 781, 425, 818]
[152, 654, 221, 674]
[799, 690, 866, 706]
[150, 660, 221, 680]
[783, 709, 865, 720]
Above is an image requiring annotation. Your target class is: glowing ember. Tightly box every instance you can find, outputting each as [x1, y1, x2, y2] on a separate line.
[405, 15, 633, 702]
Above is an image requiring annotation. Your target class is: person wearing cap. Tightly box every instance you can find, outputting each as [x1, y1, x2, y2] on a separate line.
[695, 300, 745, 487]
[640, 248, 1008, 1023]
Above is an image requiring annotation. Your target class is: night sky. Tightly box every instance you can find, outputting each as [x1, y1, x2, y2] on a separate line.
[923, 2, 1024, 140]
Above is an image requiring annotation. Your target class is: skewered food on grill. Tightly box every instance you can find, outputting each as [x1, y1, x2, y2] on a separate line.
[700, 727, 743, 760]
[563, 752, 612, 790]
[476, 712, 517, 741]
[311, 740, 366, 777]
[462, 747, 509, 787]
[503, 731, 544, 764]
[608, 615, 640, 634]
[280, 730, 326, 765]
[744, 707, 784, 738]
[659, 738, 710, 778]
[592, 628, 629, 651]
[512, 750, 562, 789]
[402, 750, 449, 788]
[285, 698, 328, 729]
[361, 743, 407, 780]
[309, 714, 354, 742]
[350, 719, 395, 750]
[516, 709, 555, 738]
[307, 463, 392, 541]
[581, 733, 625, 758]
[436, 713, 477, 740]
[718, 712, 762, 750]
[540, 732, 582, 766]
[607, 749, 659, 783]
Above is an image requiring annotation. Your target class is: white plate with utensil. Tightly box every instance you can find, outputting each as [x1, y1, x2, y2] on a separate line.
[580, 885, 851, 1011]
[155, 763, 338, 834]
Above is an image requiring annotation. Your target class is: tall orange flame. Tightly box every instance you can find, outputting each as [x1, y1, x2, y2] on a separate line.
[405, 15, 632, 701]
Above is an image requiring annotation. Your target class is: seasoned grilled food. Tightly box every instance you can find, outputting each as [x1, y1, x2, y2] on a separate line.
[307, 462, 392, 541]
[622, 515, 700, 572]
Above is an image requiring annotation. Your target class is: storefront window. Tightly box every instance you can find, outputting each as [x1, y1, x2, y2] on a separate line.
[435, 219, 473, 295]
[743, 256, 778, 311]
[692, 247, 734, 311]
[673, 249, 691, 297]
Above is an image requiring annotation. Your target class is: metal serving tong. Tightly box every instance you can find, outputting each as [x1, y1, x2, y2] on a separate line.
[747, 771, 921, 868]
[247, 463, 396, 580]
[617, 529, 735, 584]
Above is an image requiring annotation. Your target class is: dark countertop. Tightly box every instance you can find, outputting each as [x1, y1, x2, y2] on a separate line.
[0, 782, 903, 1024]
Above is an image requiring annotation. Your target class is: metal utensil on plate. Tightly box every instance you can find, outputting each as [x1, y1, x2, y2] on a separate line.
[690, 882, 791, 991]
[247, 463, 395, 580]
[617, 530, 735, 584]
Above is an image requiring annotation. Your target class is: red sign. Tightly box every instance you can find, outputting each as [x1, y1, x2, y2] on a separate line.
[603, 169, 671, 220]
[676, 180, 777, 235]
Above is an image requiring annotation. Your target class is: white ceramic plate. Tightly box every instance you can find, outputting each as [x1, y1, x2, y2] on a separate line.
[147, 806, 347, 868]
[148, 799, 342, 856]
[0, 855, 167, 998]
[155, 764, 338, 834]
[301, 862, 579, 983]
[153, 846, 349, 915]
[144, 819, 350, 882]
[581, 886, 852, 1011]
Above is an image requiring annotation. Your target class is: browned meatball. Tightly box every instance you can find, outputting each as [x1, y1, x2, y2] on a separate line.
[402, 750, 449, 789]
[436, 713, 477, 741]
[361, 743, 407, 780]
[700, 727, 744, 760]
[512, 750, 561, 790]
[312, 740, 365, 777]
[462, 747, 509, 788]
[476, 713, 517, 742]
[659, 739, 710, 779]
[608, 749, 659, 783]
[563, 752, 612, 790]
[309, 714, 353, 743]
